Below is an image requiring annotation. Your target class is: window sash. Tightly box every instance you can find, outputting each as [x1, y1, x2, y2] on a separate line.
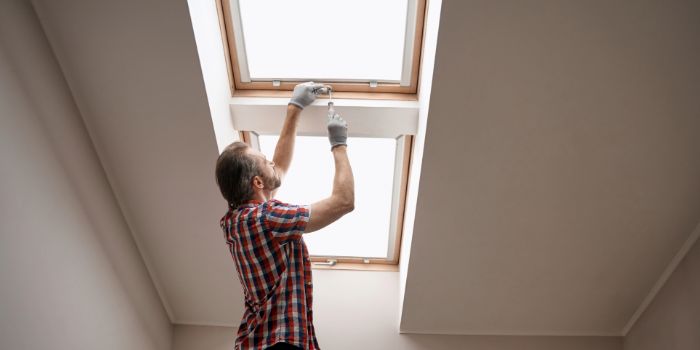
[219, 0, 427, 94]
[240, 131, 412, 264]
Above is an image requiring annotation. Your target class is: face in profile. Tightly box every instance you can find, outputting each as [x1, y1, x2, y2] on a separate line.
[247, 147, 281, 191]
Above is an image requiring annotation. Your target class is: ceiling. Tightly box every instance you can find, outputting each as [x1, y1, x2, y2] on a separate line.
[400, 0, 700, 335]
[31, 0, 243, 324]
[30, 0, 700, 335]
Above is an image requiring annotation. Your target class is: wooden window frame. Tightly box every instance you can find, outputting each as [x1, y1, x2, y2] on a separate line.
[217, 0, 428, 101]
[239, 131, 415, 272]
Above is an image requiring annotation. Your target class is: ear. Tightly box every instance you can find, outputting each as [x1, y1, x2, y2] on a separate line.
[252, 175, 264, 189]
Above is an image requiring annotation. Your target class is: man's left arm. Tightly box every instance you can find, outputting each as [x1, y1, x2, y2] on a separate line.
[272, 82, 325, 197]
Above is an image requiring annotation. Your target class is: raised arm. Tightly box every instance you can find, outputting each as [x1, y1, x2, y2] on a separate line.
[272, 82, 324, 198]
[307, 108, 354, 233]
[272, 104, 302, 182]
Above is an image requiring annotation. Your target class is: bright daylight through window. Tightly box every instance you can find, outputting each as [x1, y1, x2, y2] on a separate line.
[238, 0, 408, 82]
[224, 0, 422, 265]
[257, 134, 397, 258]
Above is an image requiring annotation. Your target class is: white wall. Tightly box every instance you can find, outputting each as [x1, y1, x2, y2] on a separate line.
[187, 0, 239, 153]
[0, 0, 172, 349]
[623, 234, 700, 350]
[399, 0, 443, 320]
[171, 270, 621, 350]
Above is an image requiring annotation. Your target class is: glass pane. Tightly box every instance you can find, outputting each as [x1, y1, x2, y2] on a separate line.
[239, 0, 408, 82]
[258, 135, 397, 258]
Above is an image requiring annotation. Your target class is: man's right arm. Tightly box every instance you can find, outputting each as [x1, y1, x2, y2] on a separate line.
[307, 111, 354, 233]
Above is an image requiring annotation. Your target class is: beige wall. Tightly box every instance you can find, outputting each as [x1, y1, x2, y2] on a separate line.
[624, 237, 700, 350]
[172, 270, 621, 350]
[28, 0, 239, 325]
[401, 0, 700, 335]
[0, 0, 172, 349]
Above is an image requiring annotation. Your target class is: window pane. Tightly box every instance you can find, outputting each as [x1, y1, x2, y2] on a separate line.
[258, 135, 397, 258]
[239, 0, 408, 82]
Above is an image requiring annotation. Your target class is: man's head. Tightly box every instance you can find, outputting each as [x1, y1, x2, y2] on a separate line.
[215, 141, 281, 209]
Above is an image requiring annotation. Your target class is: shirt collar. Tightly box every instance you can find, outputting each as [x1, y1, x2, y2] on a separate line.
[237, 200, 263, 209]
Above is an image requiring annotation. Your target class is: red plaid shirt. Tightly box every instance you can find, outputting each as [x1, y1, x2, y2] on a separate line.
[220, 199, 319, 350]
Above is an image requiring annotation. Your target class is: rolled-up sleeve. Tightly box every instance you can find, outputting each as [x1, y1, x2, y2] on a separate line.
[263, 200, 311, 244]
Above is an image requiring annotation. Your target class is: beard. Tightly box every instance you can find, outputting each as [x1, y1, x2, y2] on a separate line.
[262, 170, 281, 191]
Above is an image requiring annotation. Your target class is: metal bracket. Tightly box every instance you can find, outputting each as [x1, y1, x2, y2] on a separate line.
[273, 79, 281, 87]
[369, 80, 377, 88]
[314, 259, 337, 266]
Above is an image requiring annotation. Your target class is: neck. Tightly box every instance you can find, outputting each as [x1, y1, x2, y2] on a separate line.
[251, 189, 271, 203]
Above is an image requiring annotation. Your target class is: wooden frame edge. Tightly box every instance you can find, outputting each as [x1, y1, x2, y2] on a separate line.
[215, 0, 235, 96]
[233, 90, 418, 101]
[309, 257, 396, 265]
[235, 81, 412, 94]
[391, 135, 414, 263]
[238, 131, 251, 146]
[312, 263, 399, 272]
[409, 0, 427, 94]
[416, 0, 430, 98]
[221, 0, 245, 92]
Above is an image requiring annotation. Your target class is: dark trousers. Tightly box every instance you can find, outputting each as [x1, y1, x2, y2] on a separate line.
[268, 342, 303, 350]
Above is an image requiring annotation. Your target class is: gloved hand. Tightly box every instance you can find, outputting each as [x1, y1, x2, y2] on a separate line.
[327, 107, 348, 149]
[289, 81, 325, 109]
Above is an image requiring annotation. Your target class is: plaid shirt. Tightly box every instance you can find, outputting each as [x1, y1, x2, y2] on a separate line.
[220, 199, 319, 350]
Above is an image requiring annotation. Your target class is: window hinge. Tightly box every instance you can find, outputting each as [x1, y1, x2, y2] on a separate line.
[314, 259, 337, 266]
[273, 79, 281, 87]
[364, 258, 370, 263]
[369, 80, 377, 88]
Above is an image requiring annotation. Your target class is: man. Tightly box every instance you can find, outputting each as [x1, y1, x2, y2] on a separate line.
[216, 82, 355, 350]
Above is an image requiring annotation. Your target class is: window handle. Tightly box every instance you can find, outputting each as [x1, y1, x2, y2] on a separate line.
[313, 259, 337, 266]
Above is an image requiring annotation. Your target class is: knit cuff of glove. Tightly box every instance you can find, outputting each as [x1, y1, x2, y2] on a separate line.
[288, 101, 305, 110]
[330, 142, 347, 150]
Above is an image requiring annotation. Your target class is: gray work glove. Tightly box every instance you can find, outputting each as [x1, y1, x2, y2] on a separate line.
[327, 107, 348, 149]
[289, 81, 325, 109]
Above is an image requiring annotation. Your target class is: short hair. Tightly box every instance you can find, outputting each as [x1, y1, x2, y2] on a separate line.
[215, 141, 260, 209]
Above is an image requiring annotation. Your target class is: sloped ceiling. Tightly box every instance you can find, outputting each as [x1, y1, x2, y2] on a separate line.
[31, 0, 700, 335]
[400, 0, 700, 335]
[31, 0, 244, 324]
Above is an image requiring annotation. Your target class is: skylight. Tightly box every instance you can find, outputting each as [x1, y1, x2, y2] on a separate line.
[257, 134, 397, 258]
[223, 0, 426, 92]
[238, 0, 408, 82]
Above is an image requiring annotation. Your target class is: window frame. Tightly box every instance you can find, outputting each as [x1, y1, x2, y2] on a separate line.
[238, 131, 414, 271]
[218, 0, 428, 100]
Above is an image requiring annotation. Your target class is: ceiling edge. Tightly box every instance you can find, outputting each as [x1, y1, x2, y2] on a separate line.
[621, 220, 700, 336]
[399, 329, 621, 337]
[174, 320, 238, 328]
